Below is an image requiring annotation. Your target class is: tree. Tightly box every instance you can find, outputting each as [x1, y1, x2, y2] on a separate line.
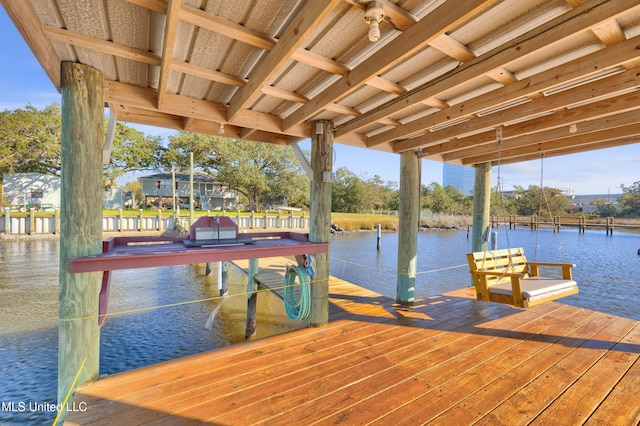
[163, 133, 309, 210]
[331, 167, 365, 212]
[0, 104, 62, 181]
[511, 185, 572, 218]
[617, 181, 640, 217]
[104, 122, 164, 186]
[592, 197, 618, 217]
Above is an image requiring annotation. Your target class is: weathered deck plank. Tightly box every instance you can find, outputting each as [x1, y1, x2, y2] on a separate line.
[66, 257, 640, 425]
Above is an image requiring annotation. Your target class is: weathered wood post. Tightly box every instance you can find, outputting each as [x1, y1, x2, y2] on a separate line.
[245, 258, 259, 337]
[29, 208, 35, 234]
[54, 208, 60, 234]
[471, 163, 491, 253]
[58, 62, 104, 421]
[309, 120, 333, 326]
[3, 207, 10, 234]
[118, 208, 124, 232]
[396, 150, 421, 305]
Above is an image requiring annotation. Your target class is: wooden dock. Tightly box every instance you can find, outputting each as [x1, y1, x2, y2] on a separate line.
[66, 258, 640, 425]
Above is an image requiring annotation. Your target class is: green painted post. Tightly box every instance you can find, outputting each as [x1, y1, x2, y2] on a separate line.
[471, 163, 492, 253]
[245, 258, 259, 337]
[58, 62, 104, 422]
[396, 150, 421, 305]
[309, 120, 333, 327]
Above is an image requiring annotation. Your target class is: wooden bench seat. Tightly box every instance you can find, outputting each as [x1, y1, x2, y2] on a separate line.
[466, 247, 578, 308]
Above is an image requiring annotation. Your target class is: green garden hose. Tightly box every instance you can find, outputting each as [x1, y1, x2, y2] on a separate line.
[284, 265, 311, 321]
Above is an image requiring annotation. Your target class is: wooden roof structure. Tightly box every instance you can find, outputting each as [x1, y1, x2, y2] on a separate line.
[3, 0, 640, 166]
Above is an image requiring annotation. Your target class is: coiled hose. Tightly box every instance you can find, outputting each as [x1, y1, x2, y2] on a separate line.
[284, 265, 311, 321]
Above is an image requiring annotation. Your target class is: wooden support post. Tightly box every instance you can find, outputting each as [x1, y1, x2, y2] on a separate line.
[118, 209, 124, 232]
[58, 62, 104, 421]
[245, 258, 259, 338]
[471, 163, 491, 253]
[157, 209, 162, 231]
[3, 207, 10, 234]
[309, 120, 333, 326]
[217, 261, 229, 296]
[138, 209, 144, 231]
[396, 150, 421, 305]
[54, 209, 60, 234]
[29, 208, 35, 234]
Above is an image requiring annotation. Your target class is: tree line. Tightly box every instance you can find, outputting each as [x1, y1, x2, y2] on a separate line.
[2, 104, 640, 217]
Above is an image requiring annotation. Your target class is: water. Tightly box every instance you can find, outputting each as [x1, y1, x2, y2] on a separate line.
[330, 227, 640, 319]
[0, 241, 301, 425]
[2, 228, 640, 424]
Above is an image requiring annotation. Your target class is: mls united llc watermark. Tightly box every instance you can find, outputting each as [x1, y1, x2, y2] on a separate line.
[2, 401, 87, 413]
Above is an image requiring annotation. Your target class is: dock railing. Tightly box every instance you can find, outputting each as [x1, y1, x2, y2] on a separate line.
[0, 208, 310, 236]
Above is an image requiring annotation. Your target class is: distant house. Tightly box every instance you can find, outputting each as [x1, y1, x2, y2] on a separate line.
[3, 173, 61, 210]
[138, 171, 238, 210]
[3, 173, 138, 211]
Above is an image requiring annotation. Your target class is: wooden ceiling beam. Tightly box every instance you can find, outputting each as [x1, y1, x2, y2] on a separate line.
[370, 32, 640, 148]
[428, 34, 476, 62]
[43, 25, 161, 66]
[453, 118, 640, 165]
[337, 0, 639, 139]
[282, 0, 495, 131]
[227, 0, 342, 122]
[477, 133, 640, 166]
[424, 92, 640, 166]
[438, 108, 640, 162]
[393, 65, 640, 152]
[156, 0, 181, 109]
[179, 4, 276, 51]
[592, 19, 627, 46]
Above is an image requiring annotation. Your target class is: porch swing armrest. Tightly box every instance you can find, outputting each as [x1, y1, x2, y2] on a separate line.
[527, 262, 575, 279]
[471, 270, 524, 278]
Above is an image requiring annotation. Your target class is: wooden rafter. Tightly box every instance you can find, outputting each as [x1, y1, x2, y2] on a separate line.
[369, 32, 640, 149]
[337, 0, 639, 141]
[282, 0, 496, 131]
[393, 65, 640, 152]
[437, 108, 640, 162]
[227, 0, 342, 121]
[156, 0, 181, 109]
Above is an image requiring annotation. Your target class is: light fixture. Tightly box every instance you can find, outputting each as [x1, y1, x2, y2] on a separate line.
[364, 1, 385, 42]
[219, 122, 225, 135]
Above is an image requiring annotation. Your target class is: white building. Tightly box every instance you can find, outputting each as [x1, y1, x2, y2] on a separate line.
[3, 173, 61, 210]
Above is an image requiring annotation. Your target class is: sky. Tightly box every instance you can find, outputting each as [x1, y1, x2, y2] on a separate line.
[2, 8, 639, 195]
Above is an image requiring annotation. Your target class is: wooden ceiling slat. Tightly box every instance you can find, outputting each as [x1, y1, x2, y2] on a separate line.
[337, 0, 639, 140]
[43, 25, 161, 66]
[3, 0, 639, 166]
[156, 0, 181, 109]
[282, 0, 496, 132]
[226, 0, 343, 122]
[438, 109, 640, 162]
[369, 32, 640, 148]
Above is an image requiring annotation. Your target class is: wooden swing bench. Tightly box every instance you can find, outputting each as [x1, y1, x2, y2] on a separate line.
[467, 247, 578, 308]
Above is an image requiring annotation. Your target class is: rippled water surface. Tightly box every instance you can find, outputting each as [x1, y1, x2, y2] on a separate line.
[1, 228, 639, 424]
